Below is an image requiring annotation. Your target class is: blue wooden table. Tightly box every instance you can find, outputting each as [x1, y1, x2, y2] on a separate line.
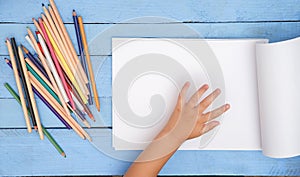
[1, 0, 300, 176]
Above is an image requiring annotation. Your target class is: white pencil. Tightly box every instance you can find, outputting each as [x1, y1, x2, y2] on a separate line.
[37, 33, 69, 103]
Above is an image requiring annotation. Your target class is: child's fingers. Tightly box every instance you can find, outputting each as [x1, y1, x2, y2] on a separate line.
[187, 84, 209, 107]
[201, 121, 220, 135]
[199, 104, 230, 124]
[179, 82, 190, 102]
[197, 88, 221, 113]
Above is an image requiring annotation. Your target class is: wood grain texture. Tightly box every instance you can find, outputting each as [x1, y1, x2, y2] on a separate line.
[0, 23, 299, 55]
[1, 0, 300, 176]
[0, 98, 111, 128]
[1, 129, 300, 176]
[0, 0, 300, 23]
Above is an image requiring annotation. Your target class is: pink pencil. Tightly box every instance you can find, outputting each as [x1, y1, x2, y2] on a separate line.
[38, 18, 76, 110]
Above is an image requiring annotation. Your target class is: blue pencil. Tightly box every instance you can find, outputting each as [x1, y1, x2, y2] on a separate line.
[72, 10, 93, 105]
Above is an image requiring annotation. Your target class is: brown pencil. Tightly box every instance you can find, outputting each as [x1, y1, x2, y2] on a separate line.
[5, 39, 32, 133]
[78, 16, 101, 112]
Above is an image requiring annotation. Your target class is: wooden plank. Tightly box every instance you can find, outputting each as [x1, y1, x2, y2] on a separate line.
[0, 22, 299, 55]
[0, 0, 300, 23]
[0, 98, 112, 128]
[0, 129, 300, 176]
[0, 55, 111, 98]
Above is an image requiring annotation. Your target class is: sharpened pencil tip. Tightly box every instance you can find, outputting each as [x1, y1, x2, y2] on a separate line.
[72, 10, 76, 16]
[42, 3, 44, 6]
[61, 152, 66, 157]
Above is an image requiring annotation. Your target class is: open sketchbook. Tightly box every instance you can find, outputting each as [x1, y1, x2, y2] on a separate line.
[112, 37, 300, 158]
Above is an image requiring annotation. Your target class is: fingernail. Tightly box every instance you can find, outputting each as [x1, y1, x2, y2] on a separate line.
[225, 104, 230, 109]
[216, 88, 221, 94]
[203, 84, 209, 89]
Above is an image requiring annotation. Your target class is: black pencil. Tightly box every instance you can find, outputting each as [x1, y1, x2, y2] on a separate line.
[10, 37, 37, 129]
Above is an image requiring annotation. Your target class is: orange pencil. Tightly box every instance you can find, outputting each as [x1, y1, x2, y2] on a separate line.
[78, 16, 100, 112]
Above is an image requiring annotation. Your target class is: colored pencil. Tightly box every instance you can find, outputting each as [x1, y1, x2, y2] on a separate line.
[40, 17, 88, 104]
[27, 27, 71, 117]
[38, 17, 83, 109]
[25, 35, 37, 53]
[47, 5, 88, 96]
[49, 0, 89, 84]
[30, 75, 87, 140]
[21, 45, 49, 81]
[78, 16, 100, 111]
[18, 46, 44, 140]
[4, 83, 66, 157]
[5, 39, 32, 133]
[11, 38, 38, 130]
[5, 58, 71, 129]
[37, 31, 73, 108]
[32, 18, 44, 39]
[42, 7, 89, 97]
[72, 10, 93, 105]
[42, 6, 88, 100]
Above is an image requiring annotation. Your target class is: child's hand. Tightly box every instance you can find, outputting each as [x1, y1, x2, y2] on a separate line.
[157, 82, 230, 145]
[124, 82, 230, 177]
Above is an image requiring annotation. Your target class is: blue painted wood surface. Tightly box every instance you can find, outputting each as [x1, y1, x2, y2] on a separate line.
[0, 0, 300, 176]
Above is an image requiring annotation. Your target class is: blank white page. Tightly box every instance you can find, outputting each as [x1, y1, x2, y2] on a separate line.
[256, 37, 300, 158]
[112, 38, 267, 150]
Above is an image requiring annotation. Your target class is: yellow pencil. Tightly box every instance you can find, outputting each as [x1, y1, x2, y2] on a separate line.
[27, 27, 71, 116]
[41, 18, 88, 104]
[46, 5, 89, 96]
[5, 39, 32, 133]
[78, 16, 101, 112]
[49, 0, 89, 84]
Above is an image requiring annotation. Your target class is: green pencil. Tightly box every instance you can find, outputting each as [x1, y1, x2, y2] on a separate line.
[4, 82, 66, 158]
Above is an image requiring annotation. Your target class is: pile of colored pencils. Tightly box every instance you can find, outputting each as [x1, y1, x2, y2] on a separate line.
[4, 0, 100, 157]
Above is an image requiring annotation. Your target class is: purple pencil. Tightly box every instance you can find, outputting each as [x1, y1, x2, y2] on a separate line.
[21, 45, 49, 81]
[5, 58, 71, 129]
[32, 87, 71, 129]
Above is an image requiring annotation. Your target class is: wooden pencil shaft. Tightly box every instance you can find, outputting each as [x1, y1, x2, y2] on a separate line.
[5, 41, 32, 133]
[41, 126, 66, 157]
[32, 18, 44, 39]
[25, 35, 37, 53]
[38, 18, 76, 110]
[69, 82, 94, 120]
[41, 11, 88, 97]
[11, 38, 37, 128]
[31, 77, 85, 139]
[22, 46, 49, 82]
[41, 17, 88, 104]
[47, 6, 88, 94]
[38, 33, 69, 103]
[73, 12, 93, 105]
[27, 27, 71, 116]
[78, 16, 100, 111]
[19, 47, 44, 140]
[4, 82, 66, 157]
[32, 86, 71, 129]
[41, 9, 85, 106]
[49, 0, 89, 84]
[5, 59, 70, 129]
